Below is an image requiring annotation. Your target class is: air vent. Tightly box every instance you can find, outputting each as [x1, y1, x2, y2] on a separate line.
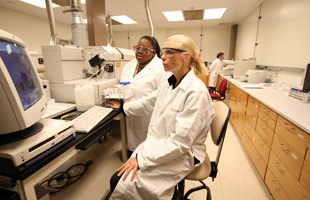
[183, 10, 204, 20]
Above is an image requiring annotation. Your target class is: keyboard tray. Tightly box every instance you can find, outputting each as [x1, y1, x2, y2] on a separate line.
[75, 120, 120, 150]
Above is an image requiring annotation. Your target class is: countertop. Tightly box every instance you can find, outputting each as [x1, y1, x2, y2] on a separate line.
[225, 76, 310, 134]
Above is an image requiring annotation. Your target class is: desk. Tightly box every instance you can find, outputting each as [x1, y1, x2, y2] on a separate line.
[0, 111, 128, 200]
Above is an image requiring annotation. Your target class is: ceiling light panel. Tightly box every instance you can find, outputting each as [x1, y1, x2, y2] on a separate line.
[111, 15, 137, 24]
[204, 8, 227, 19]
[19, 0, 60, 8]
[163, 11, 184, 21]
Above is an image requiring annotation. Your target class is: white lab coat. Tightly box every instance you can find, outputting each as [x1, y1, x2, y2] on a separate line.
[209, 58, 234, 87]
[120, 56, 168, 151]
[110, 70, 215, 200]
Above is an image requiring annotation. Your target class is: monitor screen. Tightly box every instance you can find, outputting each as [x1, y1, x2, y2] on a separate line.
[0, 40, 43, 110]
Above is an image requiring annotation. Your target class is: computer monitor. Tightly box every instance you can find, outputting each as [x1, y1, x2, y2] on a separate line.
[301, 63, 310, 92]
[0, 29, 47, 136]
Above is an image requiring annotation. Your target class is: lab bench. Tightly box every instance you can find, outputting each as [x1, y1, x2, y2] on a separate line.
[219, 75, 310, 200]
[0, 110, 128, 200]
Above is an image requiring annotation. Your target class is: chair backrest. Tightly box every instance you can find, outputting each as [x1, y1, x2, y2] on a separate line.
[210, 101, 231, 165]
[218, 79, 228, 99]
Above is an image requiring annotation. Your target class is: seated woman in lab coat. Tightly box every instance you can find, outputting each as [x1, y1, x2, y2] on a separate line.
[120, 36, 168, 157]
[109, 35, 215, 200]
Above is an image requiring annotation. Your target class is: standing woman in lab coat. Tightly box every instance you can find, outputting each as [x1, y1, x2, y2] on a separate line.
[208, 52, 234, 93]
[109, 35, 214, 200]
[120, 36, 167, 157]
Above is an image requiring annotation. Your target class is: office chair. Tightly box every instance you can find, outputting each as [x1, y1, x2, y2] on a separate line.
[210, 79, 227, 101]
[177, 101, 231, 200]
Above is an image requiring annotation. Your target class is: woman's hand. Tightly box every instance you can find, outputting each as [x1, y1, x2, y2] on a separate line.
[117, 157, 139, 181]
[108, 100, 121, 109]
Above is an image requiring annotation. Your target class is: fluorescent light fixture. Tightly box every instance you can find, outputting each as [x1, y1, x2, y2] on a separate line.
[163, 11, 184, 21]
[111, 15, 137, 24]
[19, 0, 60, 8]
[83, 19, 87, 24]
[203, 8, 226, 19]
[81, 0, 86, 4]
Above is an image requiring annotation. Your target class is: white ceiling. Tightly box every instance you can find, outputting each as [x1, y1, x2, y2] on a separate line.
[0, 0, 264, 31]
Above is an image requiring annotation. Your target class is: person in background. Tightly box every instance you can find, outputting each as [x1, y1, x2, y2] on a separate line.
[120, 35, 168, 157]
[208, 52, 234, 93]
[109, 35, 214, 200]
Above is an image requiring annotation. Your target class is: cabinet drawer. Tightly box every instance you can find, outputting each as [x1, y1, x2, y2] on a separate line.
[275, 116, 309, 158]
[260, 103, 277, 121]
[300, 159, 310, 193]
[248, 127, 270, 163]
[245, 108, 257, 129]
[265, 168, 290, 200]
[247, 96, 260, 114]
[272, 134, 303, 181]
[243, 133, 266, 179]
[268, 152, 310, 200]
[256, 112, 275, 147]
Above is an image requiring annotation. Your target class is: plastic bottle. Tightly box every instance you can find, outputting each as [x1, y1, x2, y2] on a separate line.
[74, 85, 95, 111]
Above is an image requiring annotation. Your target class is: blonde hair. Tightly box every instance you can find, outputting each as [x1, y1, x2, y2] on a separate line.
[166, 35, 208, 76]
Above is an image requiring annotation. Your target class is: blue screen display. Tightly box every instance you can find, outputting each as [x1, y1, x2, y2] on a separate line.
[0, 40, 43, 110]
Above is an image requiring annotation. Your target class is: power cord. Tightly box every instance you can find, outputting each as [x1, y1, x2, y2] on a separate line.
[40, 160, 93, 194]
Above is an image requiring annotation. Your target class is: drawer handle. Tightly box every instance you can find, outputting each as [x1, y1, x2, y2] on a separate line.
[254, 152, 260, 160]
[257, 139, 264, 146]
[259, 124, 267, 130]
[271, 179, 280, 191]
[279, 143, 290, 153]
[263, 108, 270, 113]
[250, 99, 254, 103]
[261, 116, 268, 121]
[275, 162, 285, 173]
[283, 122, 295, 132]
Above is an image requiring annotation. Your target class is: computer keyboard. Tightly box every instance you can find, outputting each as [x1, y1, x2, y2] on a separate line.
[73, 106, 113, 133]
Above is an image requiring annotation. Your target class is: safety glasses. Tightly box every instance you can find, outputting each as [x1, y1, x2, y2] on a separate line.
[133, 46, 154, 55]
[161, 47, 187, 58]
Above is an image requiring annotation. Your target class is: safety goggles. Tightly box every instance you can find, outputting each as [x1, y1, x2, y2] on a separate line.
[133, 46, 154, 55]
[161, 47, 187, 58]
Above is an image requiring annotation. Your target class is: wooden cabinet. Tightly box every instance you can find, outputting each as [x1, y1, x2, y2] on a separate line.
[224, 78, 310, 200]
[227, 82, 247, 137]
[267, 152, 310, 200]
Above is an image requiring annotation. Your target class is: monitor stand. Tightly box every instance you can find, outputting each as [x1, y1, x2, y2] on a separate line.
[0, 122, 43, 145]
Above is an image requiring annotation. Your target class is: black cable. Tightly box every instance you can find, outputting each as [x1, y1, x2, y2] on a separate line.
[40, 160, 93, 194]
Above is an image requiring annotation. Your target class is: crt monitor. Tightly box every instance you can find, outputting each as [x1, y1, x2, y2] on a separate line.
[0, 29, 47, 135]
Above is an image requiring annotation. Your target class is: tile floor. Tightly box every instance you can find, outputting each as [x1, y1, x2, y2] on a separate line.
[184, 122, 273, 200]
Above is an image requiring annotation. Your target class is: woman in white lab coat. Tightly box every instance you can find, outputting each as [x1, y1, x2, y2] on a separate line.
[109, 35, 214, 200]
[208, 52, 234, 93]
[120, 36, 167, 157]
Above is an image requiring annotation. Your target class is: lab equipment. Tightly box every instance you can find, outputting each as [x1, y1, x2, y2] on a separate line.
[42, 45, 134, 105]
[0, 29, 48, 135]
[221, 64, 234, 76]
[233, 60, 256, 79]
[74, 84, 95, 111]
[103, 82, 133, 99]
[288, 88, 310, 103]
[245, 70, 267, 83]
[72, 106, 113, 133]
[0, 118, 75, 168]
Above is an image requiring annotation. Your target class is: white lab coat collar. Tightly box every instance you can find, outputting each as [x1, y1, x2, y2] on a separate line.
[134, 56, 161, 79]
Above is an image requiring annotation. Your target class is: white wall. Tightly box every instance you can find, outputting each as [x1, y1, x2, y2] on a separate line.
[113, 26, 232, 64]
[235, 0, 310, 85]
[0, 7, 71, 53]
